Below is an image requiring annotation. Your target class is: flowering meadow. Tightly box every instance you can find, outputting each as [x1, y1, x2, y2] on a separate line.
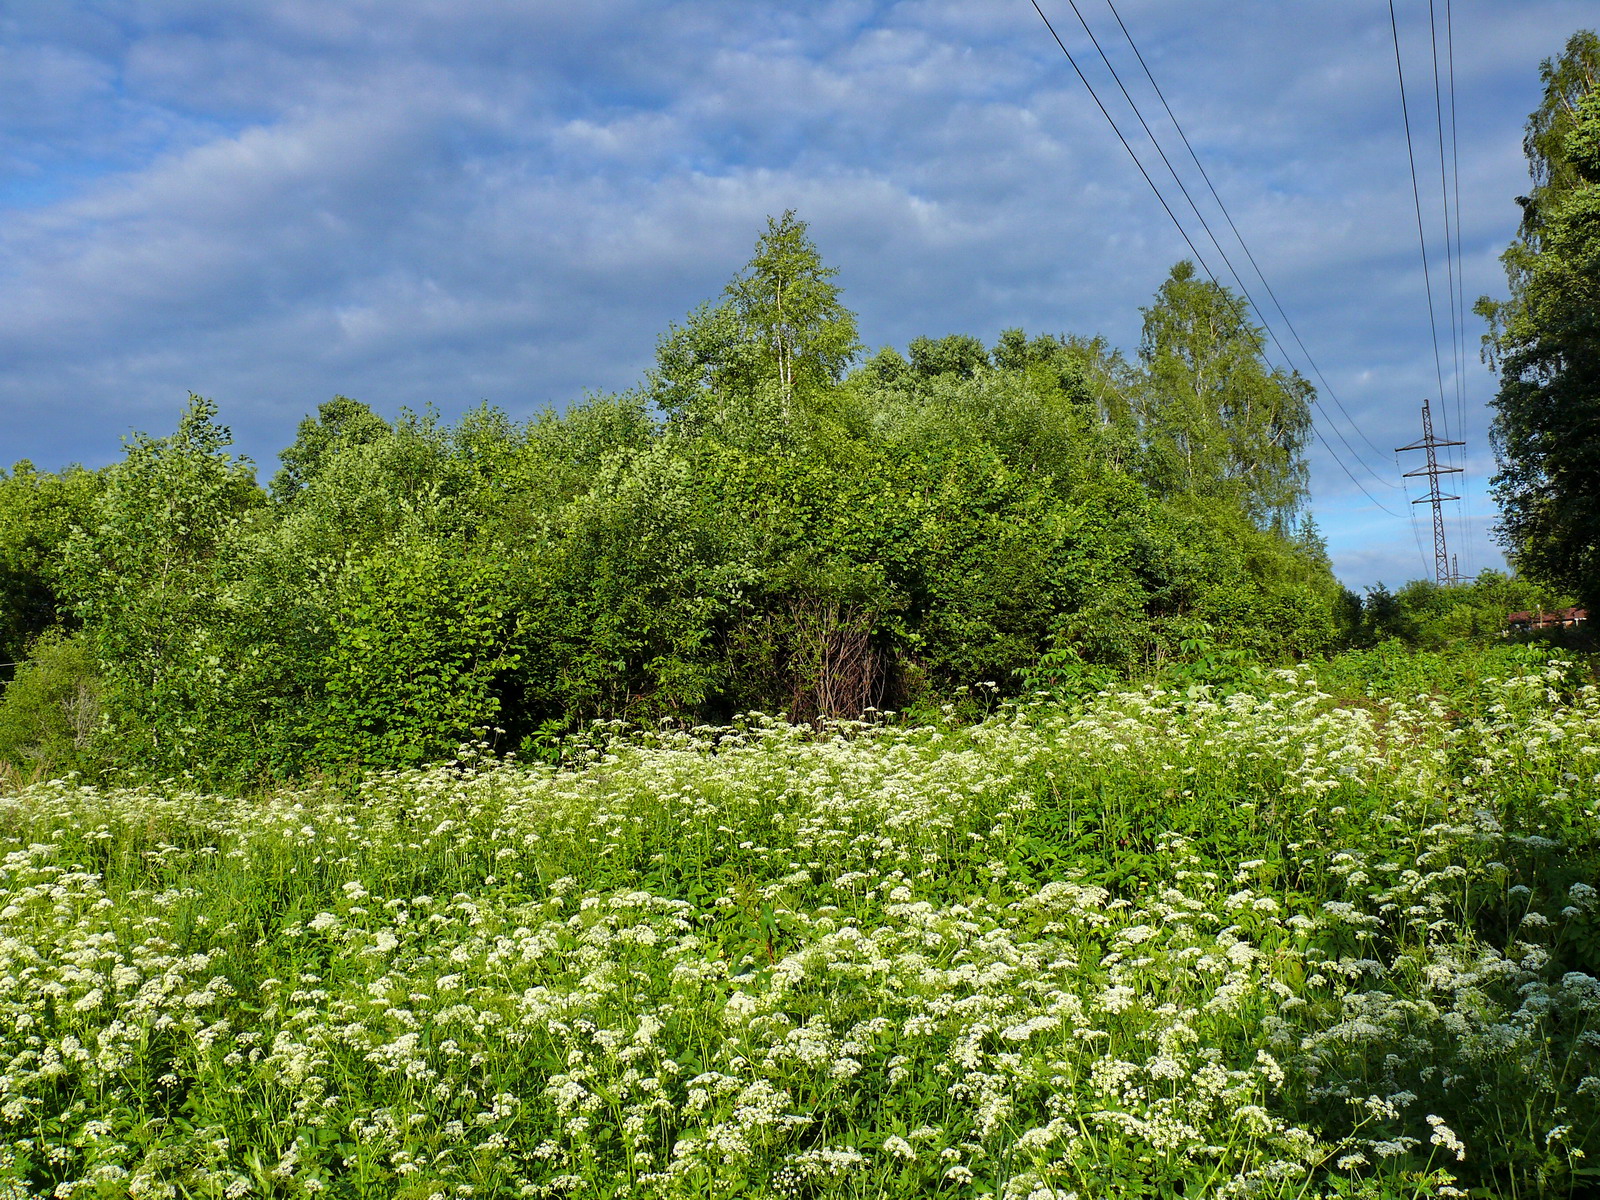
[2, 653, 1598, 1198]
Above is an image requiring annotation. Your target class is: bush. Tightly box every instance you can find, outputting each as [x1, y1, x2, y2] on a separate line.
[0, 629, 103, 784]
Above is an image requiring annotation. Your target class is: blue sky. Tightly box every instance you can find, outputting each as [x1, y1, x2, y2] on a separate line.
[2, 1, 1594, 588]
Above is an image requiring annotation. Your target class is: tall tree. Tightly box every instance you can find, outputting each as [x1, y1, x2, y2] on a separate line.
[647, 212, 861, 433]
[1136, 262, 1312, 529]
[271, 396, 391, 500]
[1478, 31, 1600, 360]
[61, 397, 264, 767]
[1516, 31, 1600, 241]
[1478, 33, 1600, 604]
[723, 210, 861, 412]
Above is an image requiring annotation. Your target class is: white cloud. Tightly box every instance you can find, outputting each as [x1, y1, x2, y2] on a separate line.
[1, 0, 1591, 584]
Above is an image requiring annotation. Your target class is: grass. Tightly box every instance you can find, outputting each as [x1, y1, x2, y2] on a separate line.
[1, 647, 1597, 1198]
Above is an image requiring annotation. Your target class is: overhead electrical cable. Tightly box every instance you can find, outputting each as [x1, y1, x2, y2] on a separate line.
[1057, 0, 1404, 497]
[1036, 1, 1406, 512]
[1027, 0, 1406, 518]
[1307, 427, 1407, 517]
[1100, 0, 1403, 479]
[1056, 3, 1258, 293]
[1025, 0, 1221, 285]
[1446, 0, 1468, 448]
[1387, 2, 1453, 452]
[1444, 0, 1475, 577]
[1392, 0, 1476, 579]
[1428, 0, 1472, 577]
[1427, 0, 1463, 446]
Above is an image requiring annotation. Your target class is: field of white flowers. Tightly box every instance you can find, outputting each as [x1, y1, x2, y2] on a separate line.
[2, 653, 1598, 1199]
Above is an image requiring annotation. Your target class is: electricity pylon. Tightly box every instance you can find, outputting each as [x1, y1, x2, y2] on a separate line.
[1396, 398, 1464, 587]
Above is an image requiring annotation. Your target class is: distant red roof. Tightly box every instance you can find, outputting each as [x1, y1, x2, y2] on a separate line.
[1507, 607, 1587, 629]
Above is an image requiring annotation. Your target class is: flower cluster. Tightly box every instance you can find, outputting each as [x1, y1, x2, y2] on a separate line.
[0, 657, 1595, 1197]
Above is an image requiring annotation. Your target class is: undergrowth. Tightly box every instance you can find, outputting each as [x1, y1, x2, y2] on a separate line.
[1, 651, 1597, 1198]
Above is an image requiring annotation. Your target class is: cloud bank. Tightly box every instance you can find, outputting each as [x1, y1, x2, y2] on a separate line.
[2, 0, 1593, 585]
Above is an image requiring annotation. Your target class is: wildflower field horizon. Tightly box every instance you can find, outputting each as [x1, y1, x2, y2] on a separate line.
[2, 646, 1597, 1198]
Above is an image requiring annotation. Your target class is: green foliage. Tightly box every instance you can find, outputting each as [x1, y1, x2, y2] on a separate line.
[191, 406, 535, 777]
[510, 443, 743, 724]
[0, 629, 102, 782]
[854, 344, 912, 389]
[906, 332, 988, 379]
[653, 211, 861, 438]
[270, 395, 392, 500]
[1345, 570, 1578, 650]
[1309, 637, 1562, 704]
[723, 209, 862, 410]
[1014, 641, 1120, 699]
[645, 300, 770, 432]
[8, 214, 1351, 783]
[59, 396, 265, 775]
[4, 654, 1597, 1197]
[0, 461, 104, 674]
[311, 541, 520, 770]
[1138, 261, 1313, 528]
[1514, 29, 1600, 238]
[1481, 78, 1600, 606]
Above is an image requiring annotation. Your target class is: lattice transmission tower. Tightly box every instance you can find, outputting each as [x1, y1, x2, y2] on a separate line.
[1396, 398, 1464, 586]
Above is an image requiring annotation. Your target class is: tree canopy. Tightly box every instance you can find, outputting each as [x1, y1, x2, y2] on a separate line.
[650, 211, 861, 433]
[0, 213, 1355, 785]
[1137, 261, 1313, 530]
[1479, 31, 1600, 605]
[724, 209, 861, 408]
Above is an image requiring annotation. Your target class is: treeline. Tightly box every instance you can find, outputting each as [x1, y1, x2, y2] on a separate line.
[1478, 31, 1600, 608]
[0, 214, 1558, 785]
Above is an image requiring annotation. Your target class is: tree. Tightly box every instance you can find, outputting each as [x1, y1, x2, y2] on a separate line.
[908, 334, 988, 380]
[0, 462, 104, 674]
[60, 396, 264, 770]
[1513, 31, 1600, 243]
[855, 345, 913, 389]
[1478, 33, 1600, 605]
[271, 396, 391, 500]
[647, 212, 861, 437]
[645, 301, 768, 430]
[722, 210, 861, 412]
[1136, 261, 1312, 529]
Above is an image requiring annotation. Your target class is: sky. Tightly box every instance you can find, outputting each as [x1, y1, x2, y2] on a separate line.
[1, 1, 1593, 589]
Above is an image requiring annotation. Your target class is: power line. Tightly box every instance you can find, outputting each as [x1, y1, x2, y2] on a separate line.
[1389, 0, 1476, 579]
[1307, 425, 1406, 518]
[1081, 0, 1408, 499]
[1427, 0, 1473, 579]
[1060, 0, 1400, 497]
[1448, 0, 1468, 454]
[1387, 2, 1452, 456]
[1427, 0, 1463, 447]
[1057, 4, 1257, 291]
[1026, 0, 1221, 285]
[1444, 0, 1475, 578]
[1099, 0, 1402, 477]
[1029, 0, 1404, 513]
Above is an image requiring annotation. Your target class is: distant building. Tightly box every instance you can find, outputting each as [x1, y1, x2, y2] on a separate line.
[1507, 607, 1588, 633]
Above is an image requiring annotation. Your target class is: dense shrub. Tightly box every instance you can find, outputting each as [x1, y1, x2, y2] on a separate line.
[0, 629, 102, 783]
[0, 460, 104, 675]
[0, 221, 1366, 782]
